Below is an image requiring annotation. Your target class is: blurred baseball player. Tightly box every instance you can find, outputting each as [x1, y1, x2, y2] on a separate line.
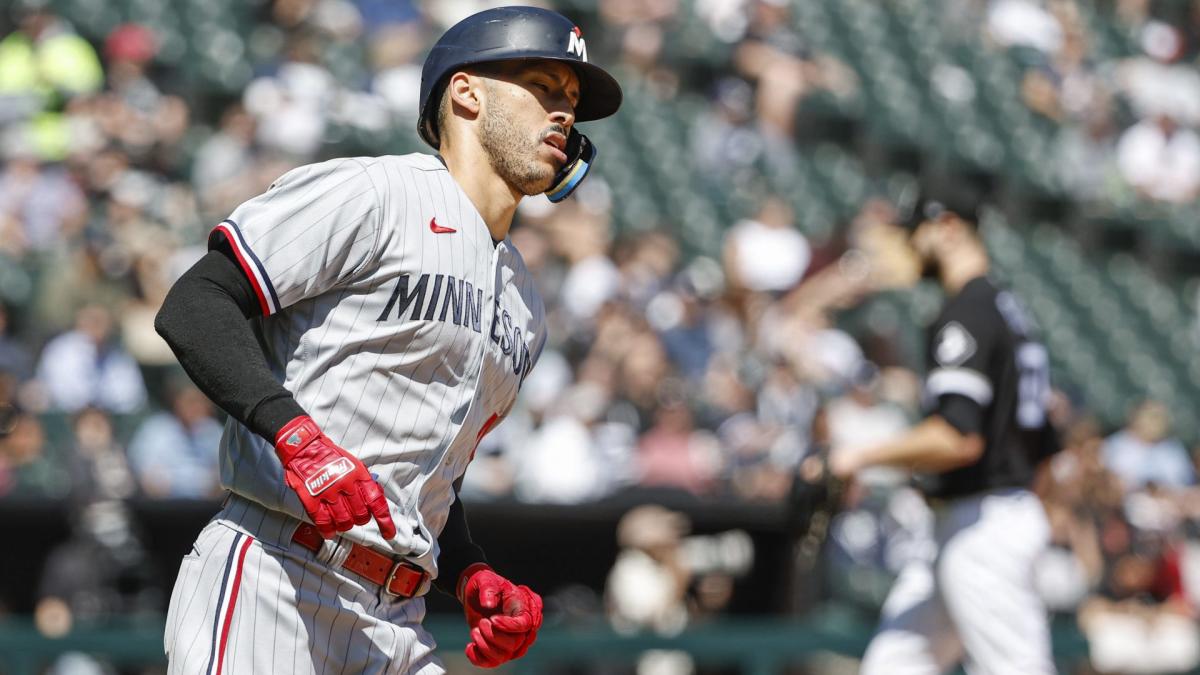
[831, 195, 1061, 675]
[154, 7, 621, 673]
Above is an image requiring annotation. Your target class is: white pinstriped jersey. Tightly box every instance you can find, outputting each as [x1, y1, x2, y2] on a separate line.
[211, 153, 546, 579]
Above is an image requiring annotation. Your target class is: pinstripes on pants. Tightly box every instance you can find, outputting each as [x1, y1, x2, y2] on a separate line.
[165, 498, 444, 675]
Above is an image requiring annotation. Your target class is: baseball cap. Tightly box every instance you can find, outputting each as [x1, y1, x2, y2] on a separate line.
[898, 178, 990, 231]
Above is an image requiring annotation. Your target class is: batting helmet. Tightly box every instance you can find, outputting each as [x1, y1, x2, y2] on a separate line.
[417, 6, 623, 148]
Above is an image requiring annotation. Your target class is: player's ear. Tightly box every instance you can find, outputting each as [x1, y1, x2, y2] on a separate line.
[447, 71, 482, 118]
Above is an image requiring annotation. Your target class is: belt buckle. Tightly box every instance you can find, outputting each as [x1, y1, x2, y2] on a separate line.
[384, 559, 425, 598]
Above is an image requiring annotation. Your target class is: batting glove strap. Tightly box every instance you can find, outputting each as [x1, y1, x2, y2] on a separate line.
[274, 415, 323, 460]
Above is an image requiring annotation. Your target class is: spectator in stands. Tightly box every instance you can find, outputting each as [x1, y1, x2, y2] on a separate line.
[242, 31, 335, 158]
[102, 23, 162, 131]
[1041, 418, 1122, 514]
[691, 77, 764, 183]
[1116, 112, 1200, 203]
[0, 130, 88, 255]
[463, 349, 579, 501]
[723, 196, 810, 294]
[95, 23, 192, 176]
[0, 374, 18, 440]
[1018, 6, 1102, 124]
[986, 0, 1065, 56]
[0, 412, 68, 498]
[367, 17, 426, 118]
[28, 232, 134, 336]
[1116, 20, 1200, 127]
[607, 505, 754, 672]
[607, 504, 692, 632]
[0, 302, 32, 382]
[272, 0, 364, 40]
[35, 500, 161, 641]
[719, 364, 799, 502]
[614, 229, 680, 311]
[0, 0, 103, 127]
[653, 276, 719, 384]
[553, 200, 621, 324]
[126, 380, 222, 498]
[1103, 400, 1195, 492]
[1058, 107, 1120, 202]
[192, 103, 259, 217]
[514, 355, 639, 504]
[34, 303, 147, 414]
[67, 407, 135, 503]
[103, 24, 157, 99]
[733, 0, 855, 137]
[617, 329, 676, 429]
[637, 392, 722, 496]
[1077, 531, 1200, 674]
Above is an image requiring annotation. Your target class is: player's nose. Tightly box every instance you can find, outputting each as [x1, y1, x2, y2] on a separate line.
[549, 108, 574, 131]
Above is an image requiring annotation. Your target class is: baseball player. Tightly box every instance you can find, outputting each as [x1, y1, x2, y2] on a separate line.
[153, 7, 621, 673]
[830, 195, 1061, 675]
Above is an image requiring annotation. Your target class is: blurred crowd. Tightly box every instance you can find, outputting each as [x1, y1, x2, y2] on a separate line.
[2, 0, 1200, 672]
[0, 0, 901, 509]
[988, 0, 1200, 204]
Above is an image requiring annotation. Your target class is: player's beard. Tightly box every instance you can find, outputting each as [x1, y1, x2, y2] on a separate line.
[479, 94, 556, 196]
[920, 254, 942, 281]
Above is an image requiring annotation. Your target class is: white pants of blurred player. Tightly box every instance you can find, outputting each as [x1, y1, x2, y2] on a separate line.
[860, 488, 1056, 675]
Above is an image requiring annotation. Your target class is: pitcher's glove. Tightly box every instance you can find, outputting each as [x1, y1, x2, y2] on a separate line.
[790, 448, 848, 573]
[274, 415, 397, 540]
[457, 563, 543, 668]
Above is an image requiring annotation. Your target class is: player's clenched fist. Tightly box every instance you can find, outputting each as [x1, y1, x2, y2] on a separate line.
[273, 415, 397, 540]
[457, 563, 543, 668]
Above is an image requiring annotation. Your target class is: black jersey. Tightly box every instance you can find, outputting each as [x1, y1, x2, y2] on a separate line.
[918, 276, 1060, 499]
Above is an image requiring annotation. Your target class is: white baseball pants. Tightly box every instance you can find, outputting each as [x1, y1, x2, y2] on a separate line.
[164, 496, 444, 675]
[860, 488, 1056, 675]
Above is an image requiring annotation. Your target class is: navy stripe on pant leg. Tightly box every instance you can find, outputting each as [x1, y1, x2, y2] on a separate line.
[206, 532, 244, 675]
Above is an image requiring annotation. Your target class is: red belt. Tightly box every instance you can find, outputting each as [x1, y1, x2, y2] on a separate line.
[292, 523, 428, 598]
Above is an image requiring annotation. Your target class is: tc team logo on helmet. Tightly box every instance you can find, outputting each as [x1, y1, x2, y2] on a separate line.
[567, 26, 587, 62]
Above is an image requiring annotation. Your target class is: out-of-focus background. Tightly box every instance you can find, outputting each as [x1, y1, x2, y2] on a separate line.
[1, 0, 1199, 672]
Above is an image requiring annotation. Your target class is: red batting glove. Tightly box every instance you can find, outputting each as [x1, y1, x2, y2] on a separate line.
[274, 415, 396, 540]
[457, 563, 543, 668]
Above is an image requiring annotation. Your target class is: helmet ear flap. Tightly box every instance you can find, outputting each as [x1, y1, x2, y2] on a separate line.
[418, 79, 450, 148]
[419, 115, 439, 149]
[545, 129, 595, 203]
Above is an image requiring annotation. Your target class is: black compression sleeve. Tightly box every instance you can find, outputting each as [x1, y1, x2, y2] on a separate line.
[934, 393, 985, 436]
[154, 249, 305, 442]
[433, 483, 487, 597]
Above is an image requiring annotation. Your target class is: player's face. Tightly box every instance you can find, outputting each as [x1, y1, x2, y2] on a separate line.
[477, 61, 580, 196]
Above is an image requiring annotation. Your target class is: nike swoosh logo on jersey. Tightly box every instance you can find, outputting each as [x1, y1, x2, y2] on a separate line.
[429, 217, 457, 234]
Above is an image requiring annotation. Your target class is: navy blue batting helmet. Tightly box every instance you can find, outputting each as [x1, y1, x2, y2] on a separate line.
[418, 6, 623, 148]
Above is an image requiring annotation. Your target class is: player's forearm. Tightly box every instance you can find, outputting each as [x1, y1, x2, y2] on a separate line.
[155, 251, 305, 441]
[853, 417, 983, 474]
